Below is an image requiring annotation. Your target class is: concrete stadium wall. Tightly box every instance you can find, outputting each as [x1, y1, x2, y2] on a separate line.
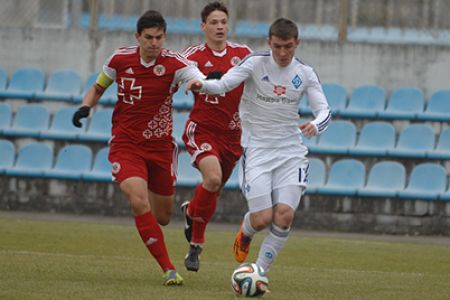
[1, 177, 449, 236]
[1, 27, 450, 96]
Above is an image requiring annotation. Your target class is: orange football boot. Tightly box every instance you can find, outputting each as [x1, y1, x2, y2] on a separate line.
[233, 223, 252, 263]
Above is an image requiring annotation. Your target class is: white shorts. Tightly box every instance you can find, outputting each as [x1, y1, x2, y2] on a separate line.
[239, 145, 309, 212]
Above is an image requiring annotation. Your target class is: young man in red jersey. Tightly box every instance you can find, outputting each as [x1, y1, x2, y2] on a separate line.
[72, 10, 203, 286]
[181, 1, 251, 272]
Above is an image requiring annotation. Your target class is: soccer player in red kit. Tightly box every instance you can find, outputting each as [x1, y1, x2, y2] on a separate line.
[181, 1, 251, 272]
[72, 10, 203, 286]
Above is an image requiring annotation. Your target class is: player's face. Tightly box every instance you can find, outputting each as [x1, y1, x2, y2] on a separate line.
[268, 35, 300, 68]
[135, 27, 166, 61]
[202, 10, 228, 46]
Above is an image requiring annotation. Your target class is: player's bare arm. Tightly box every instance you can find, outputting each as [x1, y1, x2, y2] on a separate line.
[72, 74, 110, 128]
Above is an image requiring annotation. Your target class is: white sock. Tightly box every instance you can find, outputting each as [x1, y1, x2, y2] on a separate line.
[256, 224, 290, 272]
[242, 212, 257, 238]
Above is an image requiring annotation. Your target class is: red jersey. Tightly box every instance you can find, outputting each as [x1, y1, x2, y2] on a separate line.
[103, 46, 202, 150]
[183, 42, 251, 141]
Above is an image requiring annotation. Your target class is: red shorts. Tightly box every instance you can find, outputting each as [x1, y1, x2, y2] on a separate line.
[108, 142, 177, 196]
[183, 119, 242, 184]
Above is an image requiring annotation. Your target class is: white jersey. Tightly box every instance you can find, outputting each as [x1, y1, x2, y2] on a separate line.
[200, 50, 331, 148]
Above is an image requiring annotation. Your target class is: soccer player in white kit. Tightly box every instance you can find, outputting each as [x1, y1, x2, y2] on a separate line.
[185, 18, 331, 272]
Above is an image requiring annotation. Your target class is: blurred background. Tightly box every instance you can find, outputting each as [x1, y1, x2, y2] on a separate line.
[1, 0, 449, 92]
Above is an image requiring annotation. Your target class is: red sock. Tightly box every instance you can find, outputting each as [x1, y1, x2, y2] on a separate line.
[188, 184, 217, 244]
[134, 211, 175, 272]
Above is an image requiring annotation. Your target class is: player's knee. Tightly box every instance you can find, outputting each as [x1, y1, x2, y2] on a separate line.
[202, 174, 222, 192]
[274, 209, 294, 229]
[251, 212, 272, 231]
[128, 193, 150, 215]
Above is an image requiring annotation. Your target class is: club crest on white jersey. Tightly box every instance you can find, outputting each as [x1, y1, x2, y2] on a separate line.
[273, 85, 286, 96]
[292, 74, 302, 89]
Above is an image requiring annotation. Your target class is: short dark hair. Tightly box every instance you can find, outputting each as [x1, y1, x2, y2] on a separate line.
[269, 18, 298, 40]
[136, 10, 166, 34]
[201, 1, 228, 23]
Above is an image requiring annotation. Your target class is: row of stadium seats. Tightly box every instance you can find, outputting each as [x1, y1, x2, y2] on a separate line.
[72, 14, 450, 46]
[0, 104, 112, 142]
[1, 140, 449, 200]
[1, 103, 449, 160]
[305, 120, 450, 160]
[307, 158, 450, 201]
[302, 84, 450, 122]
[1, 68, 450, 121]
[0, 68, 192, 109]
[0, 140, 237, 189]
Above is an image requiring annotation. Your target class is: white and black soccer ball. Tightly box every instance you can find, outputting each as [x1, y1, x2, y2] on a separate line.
[231, 263, 269, 297]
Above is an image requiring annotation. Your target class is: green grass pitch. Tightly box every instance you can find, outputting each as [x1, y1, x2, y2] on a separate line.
[1, 213, 449, 299]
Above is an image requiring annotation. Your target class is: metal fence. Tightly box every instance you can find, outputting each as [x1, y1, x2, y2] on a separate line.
[0, 0, 449, 45]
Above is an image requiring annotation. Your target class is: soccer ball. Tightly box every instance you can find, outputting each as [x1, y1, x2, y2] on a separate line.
[231, 263, 269, 297]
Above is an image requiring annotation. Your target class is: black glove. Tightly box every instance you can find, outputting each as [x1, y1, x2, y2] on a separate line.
[72, 106, 91, 128]
[206, 71, 222, 80]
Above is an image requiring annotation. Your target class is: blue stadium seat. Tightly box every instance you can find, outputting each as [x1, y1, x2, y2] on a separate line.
[166, 17, 202, 35]
[177, 151, 201, 187]
[73, 73, 97, 103]
[44, 144, 93, 180]
[3, 104, 50, 137]
[0, 139, 15, 174]
[322, 83, 347, 115]
[224, 163, 239, 189]
[78, 108, 113, 142]
[305, 158, 326, 194]
[300, 24, 338, 41]
[5, 142, 53, 177]
[341, 85, 385, 118]
[82, 147, 112, 182]
[398, 163, 447, 201]
[379, 87, 424, 120]
[349, 122, 396, 156]
[0, 67, 45, 99]
[40, 106, 86, 140]
[35, 70, 82, 102]
[173, 84, 194, 110]
[317, 159, 366, 196]
[173, 111, 189, 146]
[441, 185, 450, 201]
[358, 161, 406, 197]
[387, 124, 434, 158]
[0, 67, 7, 92]
[427, 127, 450, 160]
[0, 103, 12, 134]
[314, 120, 356, 155]
[418, 89, 450, 122]
[235, 20, 269, 38]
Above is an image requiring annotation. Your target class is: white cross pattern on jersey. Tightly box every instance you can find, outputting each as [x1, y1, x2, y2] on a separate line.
[118, 77, 142, 104]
